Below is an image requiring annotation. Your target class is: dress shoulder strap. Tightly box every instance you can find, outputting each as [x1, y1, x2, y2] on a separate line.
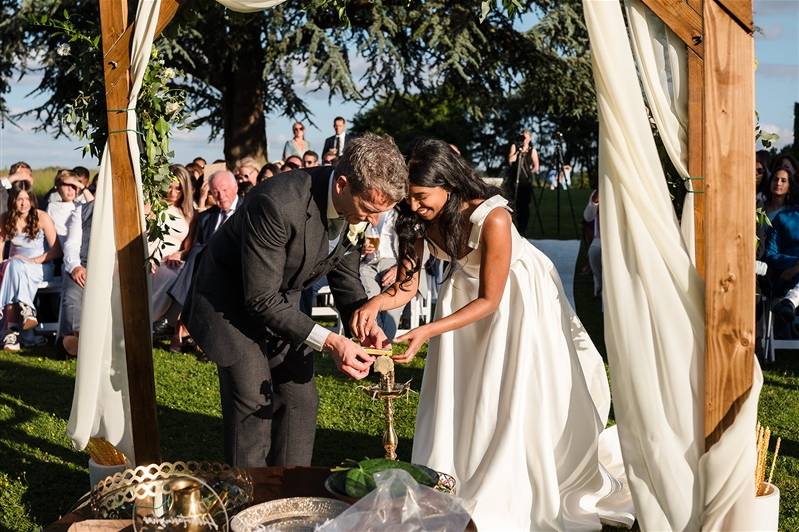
[467, 195, 511, 249]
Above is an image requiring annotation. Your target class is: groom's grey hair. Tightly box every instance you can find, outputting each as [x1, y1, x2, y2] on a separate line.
[336, 133, 408, 202]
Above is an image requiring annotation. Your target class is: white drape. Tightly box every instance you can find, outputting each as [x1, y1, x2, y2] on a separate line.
[624, 0, 696, 261]
[68, 0, 286, 462]
[583, 0, 762, 530]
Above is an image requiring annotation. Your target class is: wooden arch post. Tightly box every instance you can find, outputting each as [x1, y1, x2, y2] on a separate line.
[99, 0, 182, 465]
[640, 0, 755, 449]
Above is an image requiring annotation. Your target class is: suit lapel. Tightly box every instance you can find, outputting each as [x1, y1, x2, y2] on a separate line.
[295, 168, 332, 287]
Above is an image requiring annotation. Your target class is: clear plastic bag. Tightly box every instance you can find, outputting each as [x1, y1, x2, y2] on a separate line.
[317, 469, 473, 532]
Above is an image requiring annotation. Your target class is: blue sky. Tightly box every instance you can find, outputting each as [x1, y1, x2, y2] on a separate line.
[0, 0, 796, 170]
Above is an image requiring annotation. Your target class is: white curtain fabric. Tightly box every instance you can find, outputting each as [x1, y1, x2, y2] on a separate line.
[67, 0, 162, 463]
[217, 0, 286, 12]
[583, 1, 762, 530]
[624, 0, 696, 261]
[67, 0, 286, 462]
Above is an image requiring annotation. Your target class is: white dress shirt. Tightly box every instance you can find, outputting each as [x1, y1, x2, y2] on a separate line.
[213, 195, 239, 232]
[63, 205, 85, 274]
[305, 171, 343, 352]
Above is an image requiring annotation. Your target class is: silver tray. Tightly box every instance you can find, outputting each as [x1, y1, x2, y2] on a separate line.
[230, 497, 350, 531]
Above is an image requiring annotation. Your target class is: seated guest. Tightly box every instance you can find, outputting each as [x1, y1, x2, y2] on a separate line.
[0, 162, 34, 218]
[149, 165, 194, 331]
[235, 157, 260, 189]
[359, 209, 402, 340]
[284, 155, 302, 171]
[0, 182, 59, 350]
[771, 153, 798, 177]
[257, 163, 281, 182]
[303, 150, 320, 168]
[46, 171, 83, 248]
[764, 167, 798, 220]
[59, 199, 94, 356]
[165, 170, 239, 350]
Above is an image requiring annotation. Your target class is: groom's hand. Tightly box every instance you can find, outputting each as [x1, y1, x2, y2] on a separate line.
[323, 333, 375, 380]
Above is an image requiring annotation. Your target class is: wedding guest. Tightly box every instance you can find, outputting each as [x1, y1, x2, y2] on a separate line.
[284, 155, 302, 170]
[149, 165, 194, 331]
[323, 116, 350, 158]
[257, 163, 281, 182]
[192, 156, 207, 171]
[771, 153, 798, 177]
[164, 170, 240, 351]
[359, 209, 403, 340]
[46, 171, 80, 247]
[283, 121, 312, 160]
[764, 167, 798, 220]
[0, 182, 59, 351]
[303, 150, 320, 168]
[0, 162, 34, 218]
[234, 157, 260, 188]
[59, 199, 94, 357]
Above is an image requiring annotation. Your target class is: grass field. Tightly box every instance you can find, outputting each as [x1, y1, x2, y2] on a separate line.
[0, 185, 796, 530]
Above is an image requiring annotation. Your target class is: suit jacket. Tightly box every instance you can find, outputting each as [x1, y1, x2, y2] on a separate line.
[184, 167, 367, 369]
[323, 134, 352, 156]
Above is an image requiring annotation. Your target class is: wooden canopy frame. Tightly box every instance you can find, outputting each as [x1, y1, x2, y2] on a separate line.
[98, 0, 755, 465]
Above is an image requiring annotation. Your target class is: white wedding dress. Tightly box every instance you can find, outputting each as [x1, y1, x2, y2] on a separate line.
[411, 195, 633, 531]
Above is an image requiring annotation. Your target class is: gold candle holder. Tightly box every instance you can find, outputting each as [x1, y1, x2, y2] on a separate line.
[362, 356, 411, 460]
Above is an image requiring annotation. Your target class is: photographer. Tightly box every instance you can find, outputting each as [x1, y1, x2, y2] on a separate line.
[507, 129, 540, 235]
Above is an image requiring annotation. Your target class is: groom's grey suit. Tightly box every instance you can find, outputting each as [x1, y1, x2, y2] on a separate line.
[184, 166, 367, 467]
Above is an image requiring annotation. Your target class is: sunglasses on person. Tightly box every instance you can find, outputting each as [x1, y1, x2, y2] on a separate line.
[303, 159, 315, 165]
[756, 166, 765, 174]
[293, 126, 304, 131]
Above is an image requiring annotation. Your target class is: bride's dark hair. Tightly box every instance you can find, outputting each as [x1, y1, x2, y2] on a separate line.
[396, 138, 503, 284]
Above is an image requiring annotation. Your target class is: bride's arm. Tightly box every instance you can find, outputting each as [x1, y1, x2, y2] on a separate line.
[393, 209, 512, 363]
[350, 238, 424, 340]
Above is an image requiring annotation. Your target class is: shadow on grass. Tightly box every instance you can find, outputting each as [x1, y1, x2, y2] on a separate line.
[313, 428, 414, 467]
[0, 358, 225, 527]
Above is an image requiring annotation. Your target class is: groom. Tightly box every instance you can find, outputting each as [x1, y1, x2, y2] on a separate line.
[184, 133, 408, 468]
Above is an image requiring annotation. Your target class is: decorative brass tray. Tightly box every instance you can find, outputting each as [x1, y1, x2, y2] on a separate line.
[90, 461, 252, 526]
[230, 497, 349, 531]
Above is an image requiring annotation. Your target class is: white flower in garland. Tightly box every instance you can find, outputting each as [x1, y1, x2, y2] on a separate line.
[163, 67, 176, 80]
[165, 101, 182, 115]
[56, 43, 71, 57]
[347, 222, 368, 246]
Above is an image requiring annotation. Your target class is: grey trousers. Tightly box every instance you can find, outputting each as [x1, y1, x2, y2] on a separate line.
[359, 258, 403, 341]
[217, 346, 319, 468]
[59, 271, 84, 336]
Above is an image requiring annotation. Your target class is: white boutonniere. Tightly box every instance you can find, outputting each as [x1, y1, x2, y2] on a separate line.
[347, 222, 368, 246]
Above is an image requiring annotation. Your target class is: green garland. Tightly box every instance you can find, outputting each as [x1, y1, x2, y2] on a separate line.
[40, 12, 188, 258]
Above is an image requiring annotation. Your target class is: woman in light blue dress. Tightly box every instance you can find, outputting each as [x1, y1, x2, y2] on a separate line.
[0, 182, 58, 351]
[282, 121, 311, 161]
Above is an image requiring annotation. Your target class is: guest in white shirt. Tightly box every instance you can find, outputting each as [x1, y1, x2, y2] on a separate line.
[359, 209, 403, 340]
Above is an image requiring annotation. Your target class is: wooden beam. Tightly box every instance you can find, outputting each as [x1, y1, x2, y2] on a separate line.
[640, 0, 704, 58]
[686, 0, 702, 16]
[703, 0, 755, 448]
[715, 0, 753, 33]
[688, 48, 705, 276]
[99, 0, 160, 465]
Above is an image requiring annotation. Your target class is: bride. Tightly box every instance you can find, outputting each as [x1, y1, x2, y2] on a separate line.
[351, 139, 629, 531]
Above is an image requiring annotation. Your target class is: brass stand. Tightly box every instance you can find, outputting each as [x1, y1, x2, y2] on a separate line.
[362, 356, 411, 460]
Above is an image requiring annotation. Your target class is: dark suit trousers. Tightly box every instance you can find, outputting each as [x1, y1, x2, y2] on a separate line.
[217, 342, 319, 468]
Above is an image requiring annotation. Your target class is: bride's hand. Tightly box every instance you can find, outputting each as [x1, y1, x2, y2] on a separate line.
[392, 326, 431, 364]
[350, 297, 382, 341]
